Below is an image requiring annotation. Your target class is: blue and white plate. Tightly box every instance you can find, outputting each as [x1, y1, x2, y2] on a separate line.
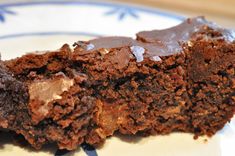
[0, 1, 234, 156]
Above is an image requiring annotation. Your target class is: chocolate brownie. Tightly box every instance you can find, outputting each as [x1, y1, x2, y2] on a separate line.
[1, 17, 235, 150]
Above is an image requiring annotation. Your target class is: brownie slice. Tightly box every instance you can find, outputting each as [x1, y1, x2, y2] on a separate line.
[1, 17, 235, 150]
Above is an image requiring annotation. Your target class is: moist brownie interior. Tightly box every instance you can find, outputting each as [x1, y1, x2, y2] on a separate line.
[0, 17, 235, 150]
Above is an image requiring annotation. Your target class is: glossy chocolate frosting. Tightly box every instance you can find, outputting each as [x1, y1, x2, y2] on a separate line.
[74, 17, 235, 62]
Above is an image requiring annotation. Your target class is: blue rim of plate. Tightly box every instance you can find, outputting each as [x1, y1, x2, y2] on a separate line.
[0, 0, 185, 40]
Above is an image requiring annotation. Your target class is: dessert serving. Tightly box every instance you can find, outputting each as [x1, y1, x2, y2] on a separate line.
[0, 17, 234, 150]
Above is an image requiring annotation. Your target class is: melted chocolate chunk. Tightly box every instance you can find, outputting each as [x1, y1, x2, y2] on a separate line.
[28, 75, 74, 124]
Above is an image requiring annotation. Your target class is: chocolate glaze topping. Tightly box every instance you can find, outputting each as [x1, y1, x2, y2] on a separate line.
[80, 17, 235, 62]
[87, 37, 180, 58]
[137, 17, 235, 55]
[137, 17, 208, 43]
[136, 17, 214, 57]
[89, 37, 134, 50]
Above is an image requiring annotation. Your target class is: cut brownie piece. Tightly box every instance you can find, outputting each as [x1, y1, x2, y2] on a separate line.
[1, 17, 235, 150]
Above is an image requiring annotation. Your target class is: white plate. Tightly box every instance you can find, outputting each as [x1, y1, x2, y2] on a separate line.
[0, 1, 234, 156]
